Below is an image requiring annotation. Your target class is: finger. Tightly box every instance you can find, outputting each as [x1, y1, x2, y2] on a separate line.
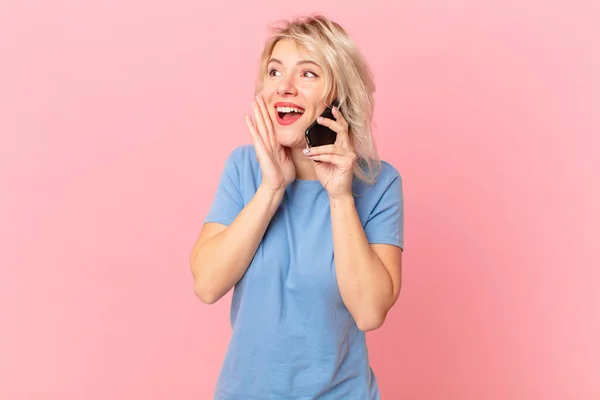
[317, 113, 350, 149]
[331, 106, 349, 130]
[252, 101, 270, 149]
[245, 114, 262, 146]
[305, 153, 355, 169]
[245, 114, 269, 161]
[303, 144, 344, 157]
[256, 95, 278, 150]
[316, 115, 345, 134]
[331, 106, 352, 150]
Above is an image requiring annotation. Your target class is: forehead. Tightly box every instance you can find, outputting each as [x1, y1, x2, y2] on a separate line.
[269, 39, 316, 64]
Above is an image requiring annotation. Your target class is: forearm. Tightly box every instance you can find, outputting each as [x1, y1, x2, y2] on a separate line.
[330, 195, 395, 330]
[191, 184, 284, 303]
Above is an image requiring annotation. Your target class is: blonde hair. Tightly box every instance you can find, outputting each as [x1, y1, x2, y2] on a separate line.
[255, 14, 382, 184]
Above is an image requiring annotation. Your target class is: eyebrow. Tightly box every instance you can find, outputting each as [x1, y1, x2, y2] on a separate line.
[268, 58, 321, 68]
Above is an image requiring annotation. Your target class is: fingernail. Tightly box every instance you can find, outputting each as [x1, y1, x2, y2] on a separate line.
[317, 117, 324, 122]
[303, 148, 310, 155]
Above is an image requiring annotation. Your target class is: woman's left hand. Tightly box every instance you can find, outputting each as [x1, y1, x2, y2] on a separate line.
[303, 106, 356, 200]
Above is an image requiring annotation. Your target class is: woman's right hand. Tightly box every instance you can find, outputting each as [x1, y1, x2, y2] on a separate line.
[245, 95, 296, 193]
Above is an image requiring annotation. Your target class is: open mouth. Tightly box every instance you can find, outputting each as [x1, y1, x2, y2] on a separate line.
[275, 105, 305, 125]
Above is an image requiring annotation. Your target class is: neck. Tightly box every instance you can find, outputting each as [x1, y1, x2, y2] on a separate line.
[289, 147, 318, 181]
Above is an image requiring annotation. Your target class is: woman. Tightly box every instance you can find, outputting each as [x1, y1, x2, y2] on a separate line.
[190, 14, 404, 399]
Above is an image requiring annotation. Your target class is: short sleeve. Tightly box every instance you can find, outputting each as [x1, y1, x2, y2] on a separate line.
[363, 172, 404, 250]
[203, 148, 245, 226]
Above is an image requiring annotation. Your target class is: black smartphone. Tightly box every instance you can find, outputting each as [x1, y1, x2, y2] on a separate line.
[305, 99, 340, 147]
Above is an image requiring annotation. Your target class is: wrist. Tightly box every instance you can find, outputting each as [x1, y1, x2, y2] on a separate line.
[328, 192, 355, 206]
[257, 183, 286, 201]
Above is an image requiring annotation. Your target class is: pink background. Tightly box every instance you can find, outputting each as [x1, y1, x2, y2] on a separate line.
[1, 1, 598, 399]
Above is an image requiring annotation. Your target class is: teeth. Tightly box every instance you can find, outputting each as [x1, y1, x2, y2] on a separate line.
[276, 106, 304, 114]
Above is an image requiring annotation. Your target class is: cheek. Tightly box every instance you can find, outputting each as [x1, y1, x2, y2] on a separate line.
[259, 86, 277, 104]
[259, 84, 272, 95]
[257, 89, 276, 120]
[260, 79, 278, 94]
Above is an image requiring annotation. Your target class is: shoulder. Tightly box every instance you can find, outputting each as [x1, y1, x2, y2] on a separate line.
[224, 144, 257, 165]
[217, 145, 262, 196]
[219, 144, 259, 174]
[353, 159, 404, 244]
[354, 159, 402, 197]
[377, 160, 402, 187]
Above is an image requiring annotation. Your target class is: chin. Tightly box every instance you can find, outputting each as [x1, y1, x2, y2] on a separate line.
[274, 127, 306, 149]
[270, 108, 314, 148]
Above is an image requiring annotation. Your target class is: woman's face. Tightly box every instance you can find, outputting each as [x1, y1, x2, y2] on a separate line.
[259, 39, 328, 149]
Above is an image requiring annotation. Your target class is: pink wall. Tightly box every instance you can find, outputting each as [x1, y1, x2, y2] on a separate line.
[1, 1, 598, 399]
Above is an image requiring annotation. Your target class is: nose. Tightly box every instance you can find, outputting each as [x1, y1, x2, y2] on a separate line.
[277, 75, 298, 96]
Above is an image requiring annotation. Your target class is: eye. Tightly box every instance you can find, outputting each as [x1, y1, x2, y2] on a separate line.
[303, 71, 319, 78]
[268, 69, 281, 77]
